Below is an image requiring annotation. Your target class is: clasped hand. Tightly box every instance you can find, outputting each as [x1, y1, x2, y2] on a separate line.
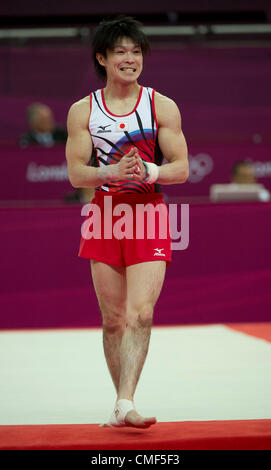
[111, 147, 147, 181]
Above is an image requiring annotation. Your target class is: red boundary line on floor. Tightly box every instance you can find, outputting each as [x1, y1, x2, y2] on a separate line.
[0, 420, 271, 450]
[225, 322, 271, 343]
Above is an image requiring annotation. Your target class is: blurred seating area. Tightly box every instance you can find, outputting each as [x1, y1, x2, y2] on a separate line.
[1, 2, 271, 202]
[0, 2, 271, 329]
[1, 41, 271, 204]
[1, 2, 271, 206]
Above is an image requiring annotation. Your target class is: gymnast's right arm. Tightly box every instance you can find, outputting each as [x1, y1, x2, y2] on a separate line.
[65, 100, 104, 188]
[65, 99, 137, 188]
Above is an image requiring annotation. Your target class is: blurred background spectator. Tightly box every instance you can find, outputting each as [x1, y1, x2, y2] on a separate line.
[19, 103, 67, 148]
[210, 160, 270, 202]
[231, 161, 256, 185]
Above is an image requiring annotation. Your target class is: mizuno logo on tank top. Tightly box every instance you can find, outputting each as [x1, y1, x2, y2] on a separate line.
[88, 86, 163, 194]
[97, 125, 112, 133]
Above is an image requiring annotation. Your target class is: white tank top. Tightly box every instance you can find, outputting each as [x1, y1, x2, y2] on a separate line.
[89, 86, 163, 193]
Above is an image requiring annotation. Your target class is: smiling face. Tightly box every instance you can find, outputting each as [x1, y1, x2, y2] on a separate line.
[96, 36, 143, 84]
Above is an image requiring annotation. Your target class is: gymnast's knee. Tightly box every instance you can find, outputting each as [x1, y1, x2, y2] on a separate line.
[101, 304, 126, 334]
[126, 303, 154, 329]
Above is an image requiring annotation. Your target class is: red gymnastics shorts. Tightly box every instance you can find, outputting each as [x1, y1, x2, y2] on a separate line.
[78, 190, 172, 267]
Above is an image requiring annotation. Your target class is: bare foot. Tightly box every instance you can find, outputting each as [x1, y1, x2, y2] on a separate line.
[124, 410, 157, 428]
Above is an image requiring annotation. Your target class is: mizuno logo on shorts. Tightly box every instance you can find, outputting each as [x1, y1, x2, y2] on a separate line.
[153, 248, 165, 256]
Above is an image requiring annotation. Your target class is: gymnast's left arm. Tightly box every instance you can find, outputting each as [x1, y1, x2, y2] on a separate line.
[155, 92, 189, 185]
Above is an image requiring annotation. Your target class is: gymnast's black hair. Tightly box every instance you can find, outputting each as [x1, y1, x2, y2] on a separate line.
[91, 15, 150, 79]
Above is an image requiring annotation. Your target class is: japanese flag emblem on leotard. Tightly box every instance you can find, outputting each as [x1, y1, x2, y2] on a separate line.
[116, 121, 129, 132]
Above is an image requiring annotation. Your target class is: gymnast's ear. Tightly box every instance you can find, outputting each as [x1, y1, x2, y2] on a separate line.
[96, 53, 106, 67]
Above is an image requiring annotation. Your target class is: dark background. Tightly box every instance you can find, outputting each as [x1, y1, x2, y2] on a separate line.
[0, 1, 271, 328]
